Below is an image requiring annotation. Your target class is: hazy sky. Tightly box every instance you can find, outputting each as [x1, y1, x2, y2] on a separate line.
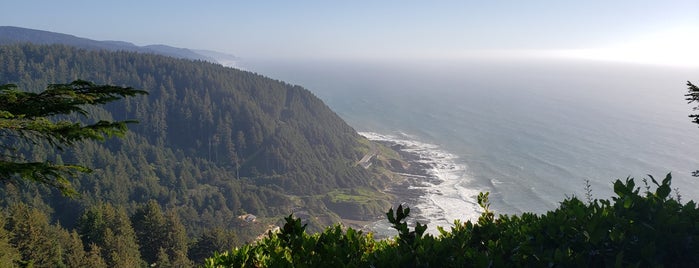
[2, 1, 698, 66]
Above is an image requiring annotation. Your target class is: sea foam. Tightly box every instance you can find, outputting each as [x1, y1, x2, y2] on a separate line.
[359, 132, 485, 236]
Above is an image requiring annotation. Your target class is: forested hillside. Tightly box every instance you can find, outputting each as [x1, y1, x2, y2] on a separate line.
[0, 43, 395, 266]
[0, 26, 219, 63]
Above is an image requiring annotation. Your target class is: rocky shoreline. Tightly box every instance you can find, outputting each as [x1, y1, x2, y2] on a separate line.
[366, 139, 444, 236]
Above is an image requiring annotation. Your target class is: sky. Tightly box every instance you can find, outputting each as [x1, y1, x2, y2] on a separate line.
[2, 1, 698, 66]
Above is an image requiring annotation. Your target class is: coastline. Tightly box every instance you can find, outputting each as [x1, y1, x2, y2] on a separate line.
[356, 132, 463, 238]
[337, 138, 434, 234]
[357, 131, 488, 238]
[375, 139, 440, 217]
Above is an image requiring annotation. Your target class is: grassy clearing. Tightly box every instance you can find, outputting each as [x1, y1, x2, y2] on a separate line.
[325, 187, 389, 204]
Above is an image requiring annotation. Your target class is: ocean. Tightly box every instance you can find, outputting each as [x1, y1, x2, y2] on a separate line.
[242, 58, 699, 233]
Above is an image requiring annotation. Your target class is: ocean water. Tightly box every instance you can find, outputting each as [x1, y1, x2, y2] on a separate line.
[243, 58, 699, 232]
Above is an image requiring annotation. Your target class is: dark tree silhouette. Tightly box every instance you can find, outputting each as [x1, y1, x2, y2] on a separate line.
[686, 81, 699, 176]
[687, 81, 699, 126]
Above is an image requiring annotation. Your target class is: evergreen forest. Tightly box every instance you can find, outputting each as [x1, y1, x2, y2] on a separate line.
[0, 43, 396, 266]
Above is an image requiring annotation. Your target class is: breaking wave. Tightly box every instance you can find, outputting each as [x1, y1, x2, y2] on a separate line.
[359, 132, 486, 236]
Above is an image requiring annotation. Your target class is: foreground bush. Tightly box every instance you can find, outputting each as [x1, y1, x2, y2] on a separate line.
[206, 174, 699, 267]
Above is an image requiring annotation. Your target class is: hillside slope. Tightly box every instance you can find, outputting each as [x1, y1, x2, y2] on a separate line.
[0, 43, 393, 239]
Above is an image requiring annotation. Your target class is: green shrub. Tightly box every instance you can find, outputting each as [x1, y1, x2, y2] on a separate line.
[205, 173, 699, 267]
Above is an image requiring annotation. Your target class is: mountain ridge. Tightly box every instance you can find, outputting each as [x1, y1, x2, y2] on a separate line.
[0, 26, 238, 66]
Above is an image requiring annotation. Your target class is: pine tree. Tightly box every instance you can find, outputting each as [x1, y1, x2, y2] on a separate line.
[131, 200, 166, 265]
[5, 203, 61, 267]
[0, 214, 20, 267]
[188, 228, 237, 264]
[687, 81, 699, 126]
[155, 247, 172, 267]
[61, 231, 87, 268]
[78, 203, 143, 267]
[685, 81, 699, 176]
[0, 80, 146, 196]
[83, 244, 107, 268]
[164, 209, 192, 267]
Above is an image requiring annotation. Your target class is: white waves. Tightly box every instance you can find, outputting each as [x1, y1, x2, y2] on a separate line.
[359, 131, 486, 235]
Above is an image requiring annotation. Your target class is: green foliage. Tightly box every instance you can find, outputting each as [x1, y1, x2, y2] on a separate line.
[386, 204, 426, 247]
[77, 203, 143, 267]
[687, 81, 699, 127]
[206, 174, 699, 267]
[0, 43, 385, 245]
[205, 214, 380, 268]
[0, 43, 396, 266]
[1, 202, 110, 267]
[0, 216, 20, 267]
[189, 228, 238, 265]
[0, 80, 146, 196]
[131, 200, 167, 264]
[686, 81, 699, 177]
[131, 200, 192, 266]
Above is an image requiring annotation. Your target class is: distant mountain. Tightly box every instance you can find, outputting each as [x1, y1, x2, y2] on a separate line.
[143, 44, 218, 62]
[193, 49, 240, 68]
[0, 26, 237, 66]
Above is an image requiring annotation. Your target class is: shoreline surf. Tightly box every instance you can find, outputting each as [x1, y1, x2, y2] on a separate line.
[359, 131, 486, 237]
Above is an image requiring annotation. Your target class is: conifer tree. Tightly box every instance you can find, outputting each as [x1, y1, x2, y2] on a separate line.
[83, 244, 108, 268]
[686, 81, 699, 176]
[131, 200, 166, 265]
[0, 214, 20, 267]
[687, 81, 699, 126]
[0, 80, 146, 196]
[78, 203, 143, 267]
[61, 231, 88, 268]
[155, 247, 172, 267]
[164, 209, 192, 267]
[188, 228, 237, 264]
[131, 201, 193, 266]
[5, 203, 61, 266]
